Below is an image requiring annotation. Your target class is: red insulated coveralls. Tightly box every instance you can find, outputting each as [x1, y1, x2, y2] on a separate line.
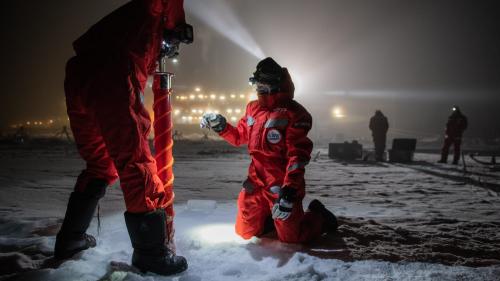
[219, 69, 324, 243]
[442, 111, 468, 162]
[65, 0, 185, 213]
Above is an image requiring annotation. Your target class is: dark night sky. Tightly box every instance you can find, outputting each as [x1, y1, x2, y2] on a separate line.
[1, 0, 499, 138]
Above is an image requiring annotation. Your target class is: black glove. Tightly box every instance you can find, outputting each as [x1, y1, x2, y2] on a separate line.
[200, 113, 227, 133]
[272, 186, 296, 221]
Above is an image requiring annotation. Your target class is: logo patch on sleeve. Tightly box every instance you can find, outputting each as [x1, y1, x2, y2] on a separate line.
[266, 129, 282, 144]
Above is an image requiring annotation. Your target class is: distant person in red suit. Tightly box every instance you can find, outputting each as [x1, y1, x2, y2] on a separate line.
[438, 106, 468, 165]
[369, 110, 389, 161]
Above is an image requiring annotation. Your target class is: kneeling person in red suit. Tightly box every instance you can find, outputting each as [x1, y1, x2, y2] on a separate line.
[201, 58, 338, 243]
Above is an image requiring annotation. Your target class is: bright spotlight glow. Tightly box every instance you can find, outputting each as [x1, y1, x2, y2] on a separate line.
[174, 109, 181, 116]
[235, 108, 241, 114]
[230, 94, 236, 99]
[226, 108, 233, 114]
[230, 116, 237, 122]
[210, 94, 216, 100]
[195, 87, 201, 92]
[190, 224, 246, 245]
[189, 94, 196, 100]
[185, 0, 265, 59]
[219, 95, 226, 100]
[172, 58, 179, 64]
[332, 106, 345, 119]
[239, 94, 245, 99]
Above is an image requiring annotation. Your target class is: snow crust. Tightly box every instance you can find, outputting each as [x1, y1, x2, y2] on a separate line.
[0, 141, 499, 280]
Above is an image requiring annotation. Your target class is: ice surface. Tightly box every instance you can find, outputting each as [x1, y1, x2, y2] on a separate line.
[186, 200, 217, 212]
[1, 203, 499, 281]
[0, 141, 500, 280]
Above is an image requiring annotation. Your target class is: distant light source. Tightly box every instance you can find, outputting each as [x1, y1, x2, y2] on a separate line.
[210, 94, 216, 100]
[195, 87, 201, 92]
[189, 94, 196, 100]
[230, 117, 237, 122]
[219, 95, 226, 100]
[172, 58, 179, 64]
[332, 106, 345, 119]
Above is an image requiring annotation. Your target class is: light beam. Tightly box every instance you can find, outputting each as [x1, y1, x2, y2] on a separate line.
[185, 0, 265, 59]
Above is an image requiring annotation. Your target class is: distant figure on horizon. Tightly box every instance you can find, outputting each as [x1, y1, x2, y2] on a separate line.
[202, 131, 209, 140]
[55, 125, 72, 143]
[438, 106, 468, 164]
[173, 130, 183, 140]
[14, 126, 29, 144]
[369, 110, 389, 161]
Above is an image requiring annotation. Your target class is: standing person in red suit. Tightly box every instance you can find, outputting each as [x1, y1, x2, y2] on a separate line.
[55, 0, 192, 275]
[201, 58, 338, 243]
[438, 106, 468, 165]
[369, 110, 389, 161]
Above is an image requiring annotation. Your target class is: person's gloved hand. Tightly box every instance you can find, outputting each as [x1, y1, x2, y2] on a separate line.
[200, 113, 227, 133]
[272, 186, 296, 221]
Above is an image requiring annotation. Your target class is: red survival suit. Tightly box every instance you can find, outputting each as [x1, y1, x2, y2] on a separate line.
[219, 69, 324, 243]
[369, 111, 389, 161]
[65, 0, 185, 213]
[440, 110, 468, 163]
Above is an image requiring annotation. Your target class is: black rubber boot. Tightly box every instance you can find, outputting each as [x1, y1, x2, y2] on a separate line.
[437, 153, 448, 164]
[54, 179, 107, 259]
[124, 209, 187, 275]
[259, 215, 276, 237]
[308, 199, 338, 234]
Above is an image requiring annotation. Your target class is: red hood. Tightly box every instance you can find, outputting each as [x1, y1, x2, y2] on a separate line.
[258, 68, 295, 109]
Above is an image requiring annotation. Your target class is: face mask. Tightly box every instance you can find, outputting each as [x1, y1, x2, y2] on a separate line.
[256, 83, 272, 95]
[258, 93, 279, 108]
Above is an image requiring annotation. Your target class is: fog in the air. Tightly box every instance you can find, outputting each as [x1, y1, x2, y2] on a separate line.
[1, 0, 499, 141]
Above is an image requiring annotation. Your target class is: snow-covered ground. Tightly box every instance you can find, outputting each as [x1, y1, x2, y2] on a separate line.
[0, 140, 499, 281]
